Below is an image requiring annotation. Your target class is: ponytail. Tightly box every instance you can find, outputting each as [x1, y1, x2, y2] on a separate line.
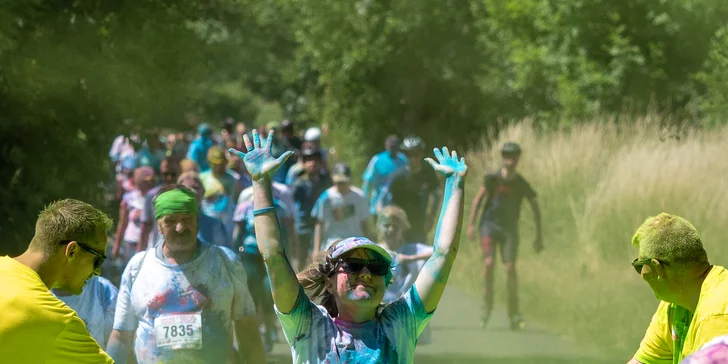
[297, 244, 340, 317]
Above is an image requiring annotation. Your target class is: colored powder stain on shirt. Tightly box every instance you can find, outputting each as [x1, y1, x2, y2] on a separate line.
[331, 318, 388, 364]
[276, 285, 433, 364]
[148, 288, 208, 316]
[148, 290, 171, 311]
[113, 242, 256, 363]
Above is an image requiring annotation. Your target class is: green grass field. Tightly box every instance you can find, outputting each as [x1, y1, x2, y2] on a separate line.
[448, 117, 728, 357]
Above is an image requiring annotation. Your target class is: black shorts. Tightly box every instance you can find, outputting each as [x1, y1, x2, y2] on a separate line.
[480, 223, 519, 263]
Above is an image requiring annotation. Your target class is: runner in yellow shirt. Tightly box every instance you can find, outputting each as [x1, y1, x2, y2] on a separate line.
[627, 213, 728, 364]
[0, 199, 114, 363]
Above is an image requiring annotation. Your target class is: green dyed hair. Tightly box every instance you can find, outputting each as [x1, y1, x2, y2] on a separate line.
[632, 213, 708, 272]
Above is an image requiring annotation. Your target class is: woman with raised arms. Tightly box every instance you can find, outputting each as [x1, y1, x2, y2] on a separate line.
[230, 129, 468, 363]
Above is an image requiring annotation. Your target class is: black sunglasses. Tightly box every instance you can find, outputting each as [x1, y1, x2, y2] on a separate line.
[336, 258, 390, 276]
[631, 257, 668, 274]
[60, 240, 107, 270]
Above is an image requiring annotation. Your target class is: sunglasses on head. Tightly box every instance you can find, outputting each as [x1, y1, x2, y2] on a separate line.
[60, 240, 107, 270]
[335, 258, 390, 276]
[631, 257, 668, 274]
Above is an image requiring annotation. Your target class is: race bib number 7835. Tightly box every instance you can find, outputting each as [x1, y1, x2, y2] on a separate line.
[154, 313, 202, 350]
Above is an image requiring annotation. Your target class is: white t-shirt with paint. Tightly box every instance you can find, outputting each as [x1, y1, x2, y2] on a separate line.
[113, 242, 256, 363]
[53, 276, 118, 348]
[311, 186, 370, 250]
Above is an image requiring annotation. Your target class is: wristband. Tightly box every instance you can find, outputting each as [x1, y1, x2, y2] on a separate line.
[253, 206, 276, 216]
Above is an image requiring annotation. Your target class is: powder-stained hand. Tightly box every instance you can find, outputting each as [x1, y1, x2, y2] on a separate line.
[425, 146, 468, 179]
[229, 129, 292, 182]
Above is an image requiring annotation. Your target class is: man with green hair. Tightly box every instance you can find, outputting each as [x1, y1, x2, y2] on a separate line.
[107, 185, 265, 364]
[628, 213, 728, 364]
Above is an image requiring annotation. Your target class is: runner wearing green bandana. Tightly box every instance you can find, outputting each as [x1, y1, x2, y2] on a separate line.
[107, 185, 265, 364]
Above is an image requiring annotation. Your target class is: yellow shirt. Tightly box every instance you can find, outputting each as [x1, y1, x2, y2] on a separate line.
[634, 265, 728, 364]
[0, 256, 114, 363]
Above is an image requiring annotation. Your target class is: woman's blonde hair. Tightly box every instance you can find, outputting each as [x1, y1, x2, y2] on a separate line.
[377, 205, 410, 230]
[377, 205, 410, 242]
[297, 243, 341, 316]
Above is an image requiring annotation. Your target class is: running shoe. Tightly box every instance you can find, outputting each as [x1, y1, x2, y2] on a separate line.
[479, 308, 492, 329]
[510, 314, 526, 331]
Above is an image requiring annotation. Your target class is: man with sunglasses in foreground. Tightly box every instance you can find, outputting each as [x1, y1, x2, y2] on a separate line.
[0, 199, 114, 363]
[628, 213, 728, 364]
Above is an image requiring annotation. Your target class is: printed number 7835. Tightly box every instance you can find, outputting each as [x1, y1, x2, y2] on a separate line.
[164, 325, 194, 338]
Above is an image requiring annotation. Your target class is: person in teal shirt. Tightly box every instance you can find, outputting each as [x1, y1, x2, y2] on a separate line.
[361, 135, 409, 216]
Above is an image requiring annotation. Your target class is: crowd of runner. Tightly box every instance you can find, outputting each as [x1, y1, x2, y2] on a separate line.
[1, 119, 728, 364]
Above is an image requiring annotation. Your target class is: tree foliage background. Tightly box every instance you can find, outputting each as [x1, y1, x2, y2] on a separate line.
[3, 0, 728, 248]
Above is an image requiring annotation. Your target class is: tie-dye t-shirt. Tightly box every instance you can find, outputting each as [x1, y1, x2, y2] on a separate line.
[276, 285, 433, 364]
[113, 242, 256, 363]
[682, 341, 728, 364]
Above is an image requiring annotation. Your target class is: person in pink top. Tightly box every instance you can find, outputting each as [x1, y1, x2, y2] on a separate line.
[112, 166, 155, 266]
[682, 337, 728, 363]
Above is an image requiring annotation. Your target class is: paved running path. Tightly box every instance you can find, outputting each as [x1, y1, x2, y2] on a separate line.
[265, 286, 615, 363]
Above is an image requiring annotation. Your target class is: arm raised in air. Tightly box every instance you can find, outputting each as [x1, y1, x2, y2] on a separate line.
[229, 129, 300, 314]
[414, 147, 468, 313]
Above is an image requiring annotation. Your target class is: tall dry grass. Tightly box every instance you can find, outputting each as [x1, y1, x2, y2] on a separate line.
[452, 117, 728, 358]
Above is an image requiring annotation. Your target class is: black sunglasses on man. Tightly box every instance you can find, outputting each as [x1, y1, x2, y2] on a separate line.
[59, 240, 107, 271]
[631, 257, 669, 274]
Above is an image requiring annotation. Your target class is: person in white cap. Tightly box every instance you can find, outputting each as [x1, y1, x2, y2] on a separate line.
[229, 128, 468, 363]
[304, 127, 329, 165]
[286, 127, 330, 186]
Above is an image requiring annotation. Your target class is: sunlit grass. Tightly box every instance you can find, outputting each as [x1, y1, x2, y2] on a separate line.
[451, 117, 728, 357]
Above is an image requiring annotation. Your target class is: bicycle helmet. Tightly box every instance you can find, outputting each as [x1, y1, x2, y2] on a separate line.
[500, 142, 522, 155]
[401, 136, 426, 151]
[304, 127, 322, 142]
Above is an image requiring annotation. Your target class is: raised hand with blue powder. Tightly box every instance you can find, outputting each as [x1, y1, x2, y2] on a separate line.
[230, 133, 468, 364]
[416, 147, 467, 312]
